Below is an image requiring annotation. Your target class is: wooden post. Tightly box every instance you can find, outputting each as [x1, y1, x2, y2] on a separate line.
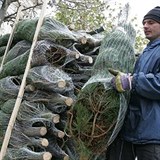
[0, 0, 50, 159]
[0, 6, 22, 72]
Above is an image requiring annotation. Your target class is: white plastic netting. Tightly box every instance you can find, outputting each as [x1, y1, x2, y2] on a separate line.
[69, 3, 136, 159]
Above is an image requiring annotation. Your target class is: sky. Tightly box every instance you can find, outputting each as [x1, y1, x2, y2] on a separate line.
[109, 0, 160, 27]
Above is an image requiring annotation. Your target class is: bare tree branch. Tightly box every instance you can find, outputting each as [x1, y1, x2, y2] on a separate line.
[4, 2, 43, 21]
[0, 0, 16, 26]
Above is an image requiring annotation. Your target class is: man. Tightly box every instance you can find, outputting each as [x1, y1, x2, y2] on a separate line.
[106, 6, 160, 160]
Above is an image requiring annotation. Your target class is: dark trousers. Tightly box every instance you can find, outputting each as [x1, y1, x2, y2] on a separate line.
[106, 136, 160, 160]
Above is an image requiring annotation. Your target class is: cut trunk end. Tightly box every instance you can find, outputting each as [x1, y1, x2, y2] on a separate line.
[25, 84, 35, 92]
[58, 80, 66, 88]
[57, 131, 65, 138]
[43, 152, 52, 160]
[65, 97, 73, 106]
[52, 114, 60, 124]
[63, 155, 69, 160]
[41, 138, 49, 147]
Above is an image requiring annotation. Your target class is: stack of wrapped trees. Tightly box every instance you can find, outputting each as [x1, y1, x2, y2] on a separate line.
[0, 17, 104, 160]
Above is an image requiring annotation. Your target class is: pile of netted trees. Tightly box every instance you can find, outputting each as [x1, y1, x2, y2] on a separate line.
[0, 3, 136, 160]
[0, 17, 104, 160]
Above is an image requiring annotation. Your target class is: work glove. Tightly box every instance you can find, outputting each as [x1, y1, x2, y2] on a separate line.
[108, 68, 132, 92]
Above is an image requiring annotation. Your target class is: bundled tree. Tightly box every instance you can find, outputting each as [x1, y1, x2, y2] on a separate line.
[68, 4, 136, 159]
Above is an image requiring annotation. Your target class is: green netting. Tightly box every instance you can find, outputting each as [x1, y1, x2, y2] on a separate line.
[0, 40, 31, 64]
[0, 111, 10, 144]
[26, 65, 74, 93]
[0, 34, 10, 47]
[0, 46, 6, 57]
[1, 99, 16, 114]
[0, 50, 30, 79]
[14, 18, 38, 42]
[39, 18, 77, 46]
[0, 33, 23, 48]
[0, 47, 48, 79]
[0, 76, 20, 103]
[86, 23, 136, 84]
[14, 17, 77, 47]
[69, 4, 136, 159]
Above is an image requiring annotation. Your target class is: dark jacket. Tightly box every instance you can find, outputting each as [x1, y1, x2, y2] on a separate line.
[122, 38, 160, 144]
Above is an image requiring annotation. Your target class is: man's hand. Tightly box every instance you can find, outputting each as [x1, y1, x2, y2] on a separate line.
[108, 68, 132, 92]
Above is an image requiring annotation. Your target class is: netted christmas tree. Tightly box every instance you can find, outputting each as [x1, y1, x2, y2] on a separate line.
[68, 3, 136, 159]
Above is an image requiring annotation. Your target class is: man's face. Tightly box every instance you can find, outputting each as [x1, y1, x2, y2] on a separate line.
[143, 19, 160, 41]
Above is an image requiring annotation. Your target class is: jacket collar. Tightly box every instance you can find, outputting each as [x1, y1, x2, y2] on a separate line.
[147, 38, 160, 47]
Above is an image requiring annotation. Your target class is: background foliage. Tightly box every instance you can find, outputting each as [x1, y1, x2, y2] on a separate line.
[0, 0, 147, 60]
